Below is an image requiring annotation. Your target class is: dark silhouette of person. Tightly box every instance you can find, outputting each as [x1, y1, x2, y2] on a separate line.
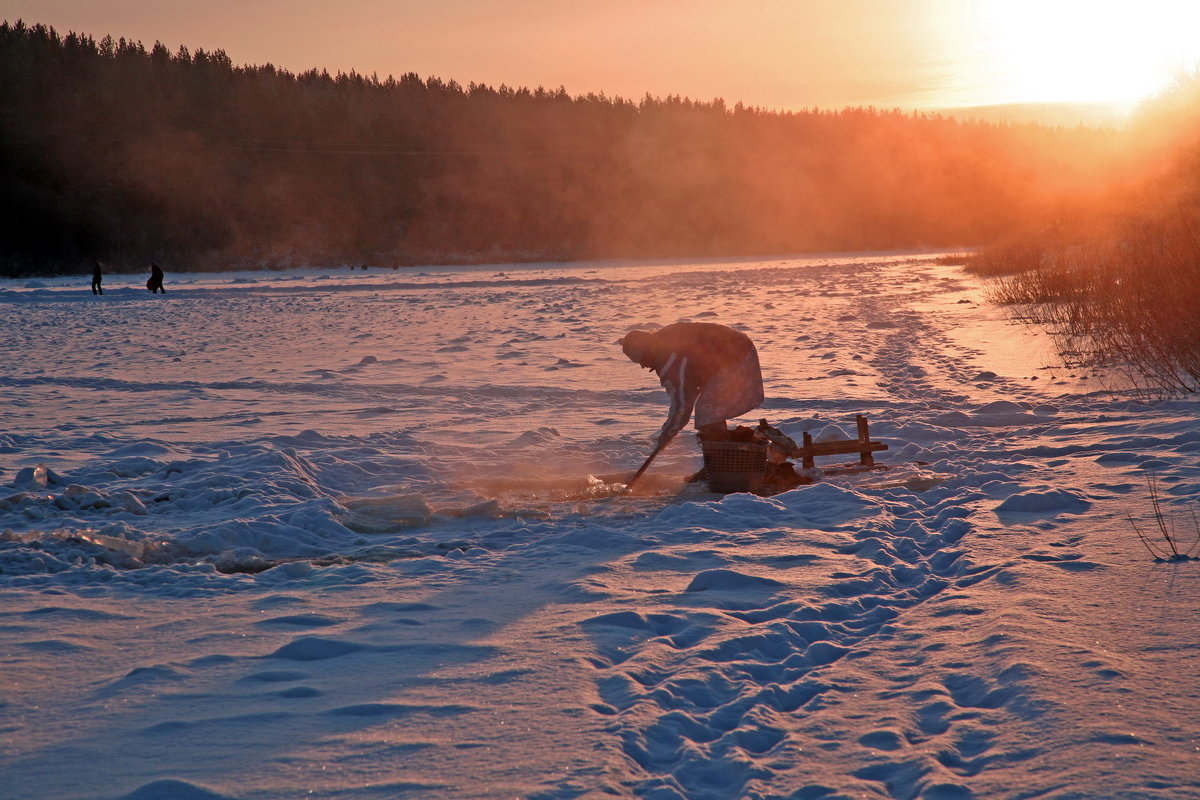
[146, 262, 166, 294]
[91, 261, 103, 295]
[620, 322, 764, 448]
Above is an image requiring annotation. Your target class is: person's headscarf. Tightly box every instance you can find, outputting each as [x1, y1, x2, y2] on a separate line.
[620, 330, 657, 366]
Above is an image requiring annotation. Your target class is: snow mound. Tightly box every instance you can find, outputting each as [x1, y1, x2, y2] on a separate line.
[119, 779, 236, 800]
[685, 569, 786, 593]
[996, 488, 1092, 515]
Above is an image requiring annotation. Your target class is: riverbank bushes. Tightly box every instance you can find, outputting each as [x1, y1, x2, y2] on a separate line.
[972, 72, 1200, 394]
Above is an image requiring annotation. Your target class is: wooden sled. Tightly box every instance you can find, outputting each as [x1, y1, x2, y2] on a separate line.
[794, 414, 889, 473]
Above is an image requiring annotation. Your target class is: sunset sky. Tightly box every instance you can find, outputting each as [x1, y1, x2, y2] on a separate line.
[5, 0, 1200, 114]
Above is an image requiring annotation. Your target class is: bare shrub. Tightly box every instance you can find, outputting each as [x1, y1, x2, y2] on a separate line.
[983, 213, 1200, 396]
[1128, 469, 1200, 562]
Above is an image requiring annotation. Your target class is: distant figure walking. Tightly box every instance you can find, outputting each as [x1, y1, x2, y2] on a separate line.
[146, 262, 166, 294]
[91, 261, 103, 295]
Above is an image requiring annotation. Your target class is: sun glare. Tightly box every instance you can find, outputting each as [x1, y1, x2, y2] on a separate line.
[964, 0, 1200, 107]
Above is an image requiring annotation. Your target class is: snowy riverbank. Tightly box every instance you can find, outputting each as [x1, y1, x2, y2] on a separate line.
[2, 253, 1197, 799]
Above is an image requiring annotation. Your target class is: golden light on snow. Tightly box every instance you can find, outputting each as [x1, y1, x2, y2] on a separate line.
[957, 0, 1200, 107]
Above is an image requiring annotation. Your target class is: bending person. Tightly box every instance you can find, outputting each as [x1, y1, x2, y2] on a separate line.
[620, 322, 764, 450]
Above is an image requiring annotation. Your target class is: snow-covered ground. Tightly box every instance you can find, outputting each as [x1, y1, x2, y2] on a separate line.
[1, 253, 1197, 800]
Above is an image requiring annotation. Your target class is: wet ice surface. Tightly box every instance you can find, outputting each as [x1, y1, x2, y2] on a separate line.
[1, 254, 1198, 800]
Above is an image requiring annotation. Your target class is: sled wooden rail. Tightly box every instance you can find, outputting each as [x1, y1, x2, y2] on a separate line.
[797, 414, 888, 470]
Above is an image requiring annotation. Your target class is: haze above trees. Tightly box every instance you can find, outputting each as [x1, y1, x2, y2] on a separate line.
[0, 20, 1154, 275]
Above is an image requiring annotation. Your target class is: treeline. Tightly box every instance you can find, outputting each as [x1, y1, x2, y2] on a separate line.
[1, 19, 1126, 276]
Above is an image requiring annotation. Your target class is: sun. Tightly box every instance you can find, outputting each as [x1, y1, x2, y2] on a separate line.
[963, 0, 1200, 107]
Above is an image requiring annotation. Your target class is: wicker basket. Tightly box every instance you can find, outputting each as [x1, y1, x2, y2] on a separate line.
[701, 440, 767, 493]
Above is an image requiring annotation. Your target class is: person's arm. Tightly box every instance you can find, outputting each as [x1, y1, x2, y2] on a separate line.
[656, 353, 700, 447]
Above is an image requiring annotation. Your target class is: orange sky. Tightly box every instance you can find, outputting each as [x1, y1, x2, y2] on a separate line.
[5, 0, 1200, 114]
